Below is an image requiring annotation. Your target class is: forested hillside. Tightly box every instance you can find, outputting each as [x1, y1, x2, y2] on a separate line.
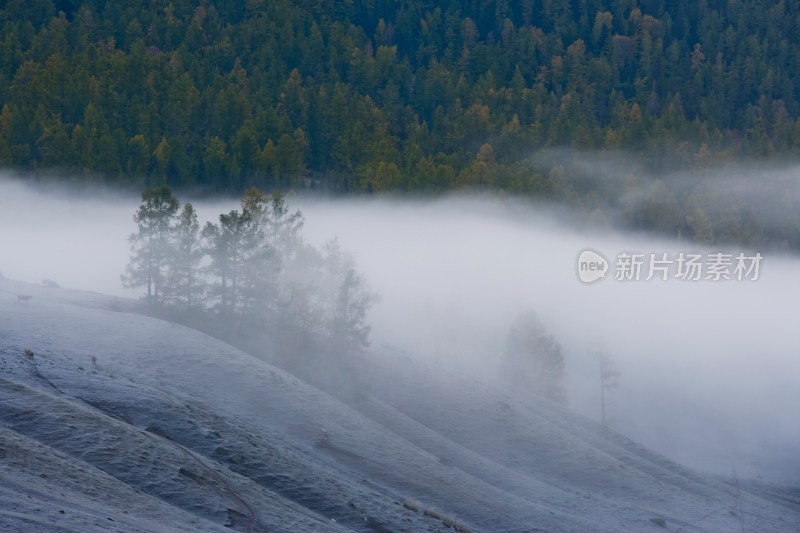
[1, 1, 799, 194]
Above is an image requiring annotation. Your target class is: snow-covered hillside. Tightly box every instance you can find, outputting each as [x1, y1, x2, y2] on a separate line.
[1, 278, 798, 532]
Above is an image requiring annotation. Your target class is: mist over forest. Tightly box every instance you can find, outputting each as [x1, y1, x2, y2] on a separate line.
[2, 1, 800, 531]
[1, 166, 799, 488]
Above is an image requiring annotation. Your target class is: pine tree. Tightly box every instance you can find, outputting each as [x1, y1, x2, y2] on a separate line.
[237, 188, 278, 325]
[166, 202, 204, 310]
[322, 238, 376, 356]
[503, 310, 567, 404]
[122, 185, 180, 306]
[202, 208, 254, 317]
[596, 346, 620, 426]
[330, 267, 373, 354]
[265, 190, 304, 256]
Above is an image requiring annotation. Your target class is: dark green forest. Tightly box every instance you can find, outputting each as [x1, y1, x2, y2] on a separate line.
[2, 1, 800, 245]
[3, 0, 800, 188]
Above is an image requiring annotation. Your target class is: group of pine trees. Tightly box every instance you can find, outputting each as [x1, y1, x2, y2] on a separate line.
[122, 185, 375, 357]
[121, 187, 594, 408]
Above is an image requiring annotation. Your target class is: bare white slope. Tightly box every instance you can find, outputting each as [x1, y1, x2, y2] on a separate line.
[0, 279, 798, 532]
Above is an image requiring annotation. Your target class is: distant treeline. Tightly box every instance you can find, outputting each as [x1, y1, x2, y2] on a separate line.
[2, 0, 800, 195]
[123, 186, 375, 359]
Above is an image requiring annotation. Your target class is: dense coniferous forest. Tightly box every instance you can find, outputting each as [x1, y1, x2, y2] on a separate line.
[2, 1, 800, 246]
[3, 1, 800, 189]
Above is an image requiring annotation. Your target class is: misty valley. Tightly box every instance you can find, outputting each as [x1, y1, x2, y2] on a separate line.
[1, 173, 799, 532]
[3, 1, 800, 531]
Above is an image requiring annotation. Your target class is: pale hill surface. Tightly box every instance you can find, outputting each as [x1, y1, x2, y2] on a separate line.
[0, 279, 798, 532]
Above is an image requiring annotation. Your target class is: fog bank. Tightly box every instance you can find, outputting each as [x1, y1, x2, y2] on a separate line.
[1, 173, 798, 484]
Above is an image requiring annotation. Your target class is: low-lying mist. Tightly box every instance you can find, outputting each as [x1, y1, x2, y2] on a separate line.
[1, 165, 798, 485]
[297, 195, 800, 483]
